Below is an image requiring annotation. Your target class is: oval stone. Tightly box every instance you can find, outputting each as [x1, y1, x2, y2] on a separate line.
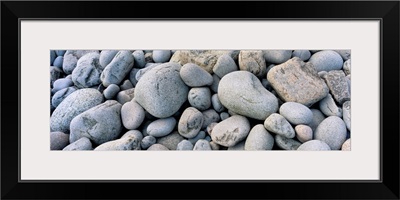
[279, 102, 313, 125]
[178, 107, 204, 139]
[63, 137, 93, 151]
[309, 50, 344, 72]
[101, 50, 134, 87]
[99, 50, 118, 69]
[121, 100, 145, 130]
[275, 135, 302, 150]
[146, 117, 177, 137]
[147, 144, 169, 151]
[94, 130, 143, 151]
[263, 50, 292, 64]
[264, 113, 295, 138]
[314, 116, 347, 150]
[50, 131, 70, 150]
[188, 87, 211, 111]
[193, 139, 212, 150]
[244, 124, 274, 150]
[297, 140, 331, 151]
[176, 140, 194, 150]
[180, 63, 213, 87]
[211, 115, 250, 147]
[72, 52, 103, 88]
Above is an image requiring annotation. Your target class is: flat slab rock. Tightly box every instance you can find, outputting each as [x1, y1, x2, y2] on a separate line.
[322, 70, 350, 105]
[267, 57, 329, 107]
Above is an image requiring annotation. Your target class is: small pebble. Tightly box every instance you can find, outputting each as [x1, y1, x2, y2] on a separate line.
[295, 125, 313, 143]
[193, 139, 212, 150]
[50, 131, 70, 150]
[176, 140, 194, 150]
[188, 87, 211, 111]
[152, 50, 171, 63]
[279, 102, 313, 125]
[147, 117, 177, 137]
[141, 136, 156, 149]
[103, 84, 120, 99]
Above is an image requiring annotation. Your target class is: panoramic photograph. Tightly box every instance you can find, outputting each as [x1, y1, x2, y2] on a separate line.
[50, 50, 351, 151]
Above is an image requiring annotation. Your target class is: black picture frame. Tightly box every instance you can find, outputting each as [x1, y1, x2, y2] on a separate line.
[2, 1, 399, 199]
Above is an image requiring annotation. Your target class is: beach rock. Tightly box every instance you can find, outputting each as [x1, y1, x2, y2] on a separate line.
[157, 131, 184, 150]
[211, 115, 250, 147]
[53, 56, 64, 68]
[55, 50, 66, 57]
[101, 50, 134, 87]
[275, 135, 302, 150]
[72, 52, 103, 88]
[227, 141, 245, 150]
[188, 131, 206, 144]
[334, 50, 351, 61]
[193, 139, 212, 150]
[94, 130, 142, 151]
[116, 88, 135, 105]
[63, 50, 98, 74]
[147, 117, 176, 137]
[147, 144, 169, 151]
[292, 50, 311, 61]
[264, 113, 295, 138]
[121, 100, 145, 130]
[178, 107, 204, 139]
[343, 59, 351, 75]
[188, 87, 212, 111]
[341, 138, 351, 151]
[152, 50, 171, 63]
[50, 132, 70, 150]
[309, 50, 343, 72]
[220, 112, 229, 121]
[135, 63, 160, 82]
[267, 57, 329, 107]
[50, 88, 103, 132]
[309, 109, 326, 132]
[99, 50, 119, 68]
[211, 94, 225, 112]
[51, 86, 77, 108]
[129, 68, 140, 86]
[238, 50, 267, 77]
[132, 50, 146, 68]
[176, 140, 194, 150]
[52, 78, 73, 93]
[50, 67, 63, 87]
[210, 74, 220, 93]
[297, 140, 331, 151]
[323, 70, 350, 105]
[62, 137, 93, 151]
[180, 63, 213, 87]
[213, 54, 238, 78]
[279, 102, 313, 125]
[319, 94, 342, 117]
[295, 125, 313, 143]
[263, 50, 292, 64]
[103, 84, 120, 99]
[135, 62, 189, 118]
[119, 80, 133, 91]
[170, 50, 238, 73]
[314, 116, 347, 150]
[201, 109, 220, 129]
[50, 50, 56, 65]
[244, 124, 274, 150]
[218, 71, 278, 120]
[69, 100, 122, 145]
[210, 141, 220, 150]
[342, 101, 351, 131]
[141, 136, 156, 149]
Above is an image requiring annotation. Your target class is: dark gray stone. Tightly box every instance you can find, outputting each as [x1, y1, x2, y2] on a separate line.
[323, 70, 350, 105]
[275, 135, 301, 150]
[50, 131, 70, 150]
[141, 135, 156, 149]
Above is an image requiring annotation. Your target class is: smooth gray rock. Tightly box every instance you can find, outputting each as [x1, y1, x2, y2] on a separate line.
[180, 63, 213, 87]
[319, 94, 342, 117]
[227, 141, 245, 150]
[275, 135, 302, 150]
[292, 50, 311, 61]
[141, 135, 156, 149]
[94, 130, 142, 151]
[51, 86, 77, 108]
[201, 109, 220, 129]
[101, 50, 134, 87]
[53, 56, 64, 68]
[267, 57, 329, 107]
[63, 137, 93, 151]
[50, 88, 103, 132]
[176, 140, 194, 150]
[219, 71, 278, 120]
[135, 62, 189, 118]
[121, 100, 145, 130]
[211, 94, 225, 112]
[132, 50, 146, 68]
[323, 70, 350, 105]
[135, 63, 160, 82]
[55, 50, 66, 57]
[279, 102, 313, 125]
[52, 78, 73, 93]
[188, 131, 206, 144]
[309, 50, 344, 72]
[156, 131, 184, 150]
[152, 50, 171, 63]
[343, 59, 351, 75]
[116, 88, 135, 105]
[264, 113, 295, 138]
[193, 139, 212, 150]
[213, 54, 238, 78]
[295, 125, 313, 143]
[63, 50, 98, 74]
[147, 117, 177, 137]
[334, 50, 351, 61]
[309, 109, 326, 132]
[188, 87, 211, 111]
[99, 50, 119, 68]
[141, 120, 152, 137]
[244, 124, 274, 150]
[210, 74, 220, 93]
[103, 84, 120, 99]
[238, 50, 267, 77]
[69, 100, 122, 145]
[263, 50, 292, 64]
[119, 80, 133, 91]
[206, 123, 218, 136]
[178, 107, 204, 139]
[314, 116, 347, 150]
[220, 112, 230, 121]
[170, 50, 238, 73]
[50, 131, 70, 150]
[297, 140, 331, 151]
[72, 52, 103, 88]
[211, 115, 250, 147]
[50, 67, 63, 87]
[210, 141, 220, 150]
[147, 144, 169, 151]
[342, 101, 351, 131]
[129, 68, 140, 86]
[341, 138, 351, 151]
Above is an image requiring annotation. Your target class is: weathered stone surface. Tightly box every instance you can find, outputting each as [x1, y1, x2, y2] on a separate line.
[341, 138, 351, 151]
[147, 144, 169, 151]
[152, 50, 171, 63]
[103, 84, 120, 99]
[264, 113, 295, 138]
[116, 88, 135, 105]
[63, 50, 99, 74]
[343, 59, 351, 75]
[94, 130, 142, 151]
[211, 115, 250, 147]
[51, 86, 77, 108]
[292, 50, 311, 61]
[323, 70, 350, 105]
[99, 50, 118, 68]
[193, 139, 212, 150]
[176, 140, 194, 150]
[188, 87, 211, 111]
[238, 50, 267, 77]
[334, 50, 351, 61]
[72, 52, 103, 88]
[267, 57, 329, 107]
[219, 71, 278, 120]
[244, 124, 274, 150]
[135, 62, 189, 118]
[295, 125, 313, 143]
[50, 67, 63, 87]
[141, 135, 156, 149]
[188, 131, 206, 144]
[178, 107, 204, 139]
[100, 50, 134, 87]
[132, 50, 146, 68]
